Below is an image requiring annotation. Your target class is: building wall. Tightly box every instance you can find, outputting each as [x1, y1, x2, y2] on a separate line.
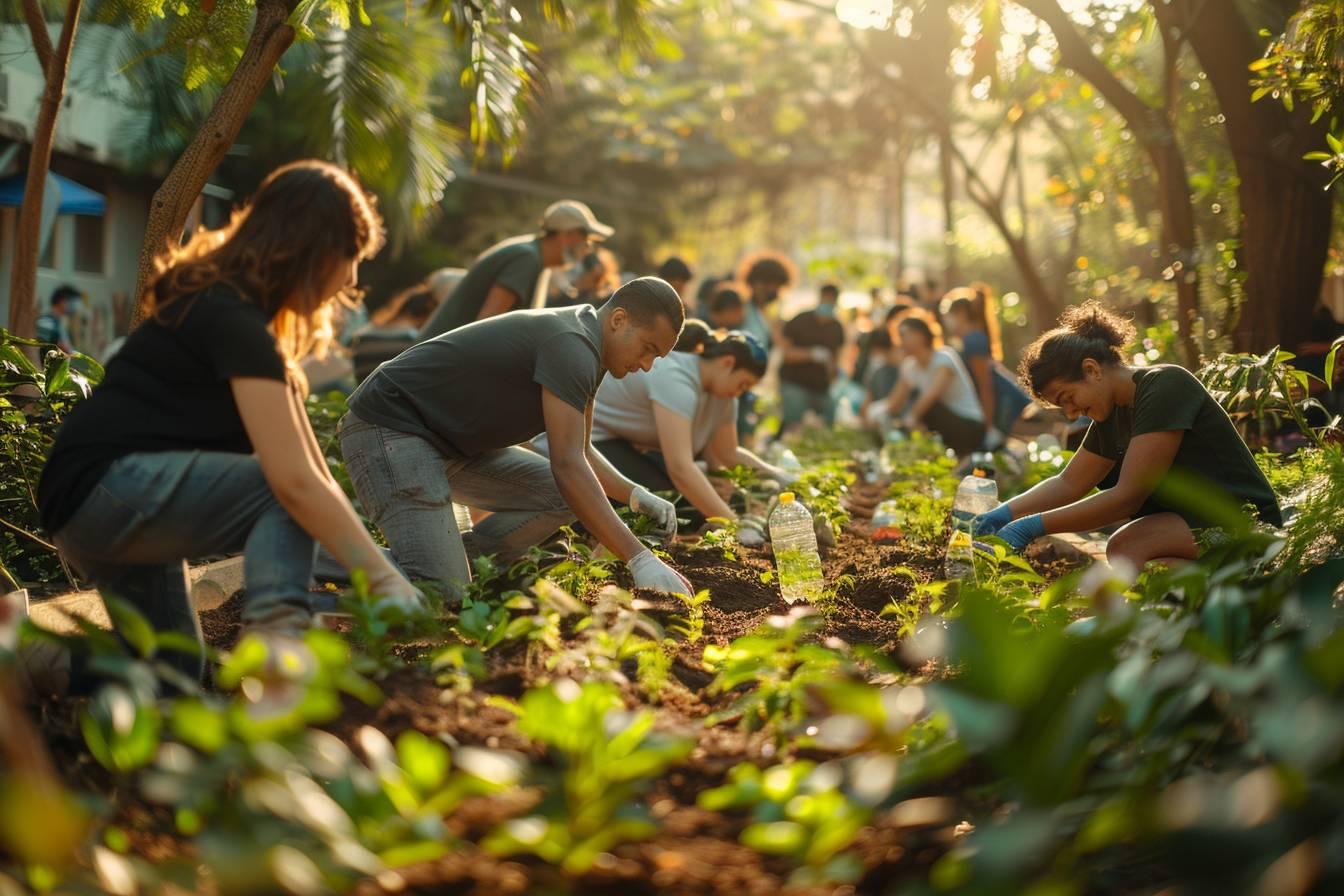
[0, 24, 154, 357]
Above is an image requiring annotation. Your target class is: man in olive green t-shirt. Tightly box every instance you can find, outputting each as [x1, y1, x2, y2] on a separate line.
[419, 199, 614, 338]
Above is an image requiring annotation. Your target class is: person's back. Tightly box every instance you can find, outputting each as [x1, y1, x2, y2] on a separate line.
[418, 235, 544, 338]
[352, 304, 605, 458]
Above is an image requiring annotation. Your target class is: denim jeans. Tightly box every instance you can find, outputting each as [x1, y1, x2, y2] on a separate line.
[336, 412, 574, 602]
[780, 381, 834, 428]
[52, 451, 318, 681]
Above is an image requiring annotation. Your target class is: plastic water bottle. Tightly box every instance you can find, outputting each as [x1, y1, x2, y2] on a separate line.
[452, 503, 474, 533]
[944, 471, 999, 580]
[872, 499, 901, 529]
[769, 492, 825, 604]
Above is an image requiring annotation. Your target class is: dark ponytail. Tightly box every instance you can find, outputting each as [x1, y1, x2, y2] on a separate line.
[1019, 301, 1136, 399]
[674, 318, 768, 377]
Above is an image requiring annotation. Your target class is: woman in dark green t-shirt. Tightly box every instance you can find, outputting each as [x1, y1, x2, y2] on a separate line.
[972, 302, 1281, 569]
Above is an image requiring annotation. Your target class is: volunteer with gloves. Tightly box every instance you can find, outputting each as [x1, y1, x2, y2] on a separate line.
[538, 320, 788, 547]
[340, 277, 694, 600]
[972, 302, 1280, 569]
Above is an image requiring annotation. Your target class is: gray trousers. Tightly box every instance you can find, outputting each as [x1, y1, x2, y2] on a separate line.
[335, 413, 574, 602]
[52, 451, 317, 681]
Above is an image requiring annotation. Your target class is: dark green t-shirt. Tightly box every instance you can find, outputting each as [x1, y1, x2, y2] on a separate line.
[348, 305, 604, 459]
[1081, 365, 1282, 527]
[418, 235, 544, 338]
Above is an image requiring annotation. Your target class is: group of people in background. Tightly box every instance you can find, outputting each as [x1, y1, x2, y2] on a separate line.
[27, 165, 1298, 688]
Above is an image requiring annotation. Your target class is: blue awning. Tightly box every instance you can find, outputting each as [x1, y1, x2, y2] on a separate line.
[0, 172, 106, 216]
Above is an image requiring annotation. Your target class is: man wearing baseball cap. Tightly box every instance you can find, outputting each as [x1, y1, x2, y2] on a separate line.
[420, 199, 614, 338]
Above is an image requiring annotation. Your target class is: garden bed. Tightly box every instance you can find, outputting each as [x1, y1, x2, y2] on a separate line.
[42, 490, 1079, 896]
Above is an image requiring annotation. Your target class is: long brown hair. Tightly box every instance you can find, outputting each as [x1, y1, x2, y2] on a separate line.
[146, 160, 384, 382]
[941, 282, 1003, 360]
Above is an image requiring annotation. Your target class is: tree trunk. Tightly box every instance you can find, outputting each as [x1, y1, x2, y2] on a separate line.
[6, 0, 81, 342]
[1234, 167, 1335, 351]
[130, 0, 299, 325]
[1162, 0, 1335, 353]
[1018, 0, 1202, 365]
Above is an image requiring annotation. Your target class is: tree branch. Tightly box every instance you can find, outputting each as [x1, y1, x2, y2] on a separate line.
[20, 0, 53, 73]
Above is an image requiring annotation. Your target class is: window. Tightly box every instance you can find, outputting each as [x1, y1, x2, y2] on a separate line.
[73, 214, 104, 274]
[38, 218, 58, 270]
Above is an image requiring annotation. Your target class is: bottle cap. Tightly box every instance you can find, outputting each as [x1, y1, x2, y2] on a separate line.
[973, 468, 986, 478]
[779, 492, 796, 504]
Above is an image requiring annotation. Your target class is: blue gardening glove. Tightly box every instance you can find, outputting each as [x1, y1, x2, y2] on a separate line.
[997, 514, 1045, 552]
[972, 503, 1014, 537]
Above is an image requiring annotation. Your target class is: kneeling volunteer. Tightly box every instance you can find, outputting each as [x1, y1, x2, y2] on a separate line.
[340, 277, 694, 599]
[38, 161, 423, 681]
[973, 302, 1281, 568]
[538, 321, 790, 546]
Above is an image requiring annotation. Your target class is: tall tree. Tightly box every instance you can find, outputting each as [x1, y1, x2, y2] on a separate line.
[7, 0, 83, 343]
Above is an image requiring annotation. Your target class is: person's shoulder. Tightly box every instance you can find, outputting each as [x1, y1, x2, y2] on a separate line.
[962, 330, 991, 353]
[489, 234, 542, 258]
[165, 282, 264, 327]
[1141, 363, 1203, 391]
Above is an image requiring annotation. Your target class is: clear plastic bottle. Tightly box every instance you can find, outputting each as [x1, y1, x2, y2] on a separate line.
[871, 498, 902, 529]
[453, 503, 474, 533]
[769, 492, 825, 604]
[944, 471, 999, 580]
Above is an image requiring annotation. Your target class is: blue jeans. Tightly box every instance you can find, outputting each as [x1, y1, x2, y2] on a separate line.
[780, 381, 834, 428]
[52, 451, 318, 681]
[337, 413, 574, 602]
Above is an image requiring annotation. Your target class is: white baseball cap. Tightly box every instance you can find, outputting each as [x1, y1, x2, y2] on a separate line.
[539, 199, 614, 240]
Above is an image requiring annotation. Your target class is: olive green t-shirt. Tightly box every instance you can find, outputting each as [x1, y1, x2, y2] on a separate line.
[1081, 365, 1282, 527]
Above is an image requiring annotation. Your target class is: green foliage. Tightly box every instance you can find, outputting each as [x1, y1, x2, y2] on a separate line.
[699, 759, 881, 884]
[0, 331, 103, 584]
[702, 607, 859, 745]
[1254, 1, 1344, 188]
[1199, 348, 1341, 447]
[338, 570, 443, 677]
[484, 678, 692, 873]
[509, 526, 617, 597]
[789, 462, 855, 539]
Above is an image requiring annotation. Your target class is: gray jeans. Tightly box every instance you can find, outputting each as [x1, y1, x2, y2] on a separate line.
[336, 412, 573, 601]
[52, 451, 317, 680]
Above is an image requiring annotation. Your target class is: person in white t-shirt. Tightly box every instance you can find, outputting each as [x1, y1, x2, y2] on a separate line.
[883, 310, 986, 455]
[534, 320, 790, 545]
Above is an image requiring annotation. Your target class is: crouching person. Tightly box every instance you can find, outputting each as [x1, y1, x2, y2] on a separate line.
[38, 161, 424, 683]
[338, 277, 694, 601]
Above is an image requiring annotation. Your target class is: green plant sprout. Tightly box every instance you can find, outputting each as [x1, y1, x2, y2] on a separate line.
[484, 679, 693, 873]
[703, 607, 858, 744]
[698, 758, 880, 884]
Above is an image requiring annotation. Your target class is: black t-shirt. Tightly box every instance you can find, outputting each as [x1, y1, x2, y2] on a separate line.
[38, 285, 289, 534]
[779, 309, 845, 392]
[1081, 365, 1282, 527]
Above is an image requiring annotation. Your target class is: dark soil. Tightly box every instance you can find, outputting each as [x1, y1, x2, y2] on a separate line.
[34, 503, 1090, 895]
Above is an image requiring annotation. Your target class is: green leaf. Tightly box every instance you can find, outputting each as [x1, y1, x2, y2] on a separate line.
[102, 595, 157, 658]
[397, 730, 451, 793]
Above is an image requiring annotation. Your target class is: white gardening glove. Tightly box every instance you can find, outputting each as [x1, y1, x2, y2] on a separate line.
[982, 425, 1006, 451]
[809, 346, 832, 364]
[627, 549, 693, 596]
[630, 485, 679, 541]
[864, 402, 891, 428]
[736, 516, 767, 548]
[368, 568, 430, 616]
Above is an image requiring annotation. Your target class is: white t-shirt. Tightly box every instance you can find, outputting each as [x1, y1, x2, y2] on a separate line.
[901, 347, 984, 423]
[584, 351, 737, 454]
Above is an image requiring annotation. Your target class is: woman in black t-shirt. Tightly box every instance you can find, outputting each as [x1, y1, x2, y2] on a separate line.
[39, 160, 423, 680]
[971, 302, 1281, 570]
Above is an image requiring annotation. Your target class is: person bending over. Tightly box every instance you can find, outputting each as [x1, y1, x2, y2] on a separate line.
[883, 310, 986, 455]
[973, 301, 1282, 568]
[537, 321, 790, 546]
[39, 161, 422, 681]
[941, 284, 1031, 449]
[339, 277, 693, 601]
